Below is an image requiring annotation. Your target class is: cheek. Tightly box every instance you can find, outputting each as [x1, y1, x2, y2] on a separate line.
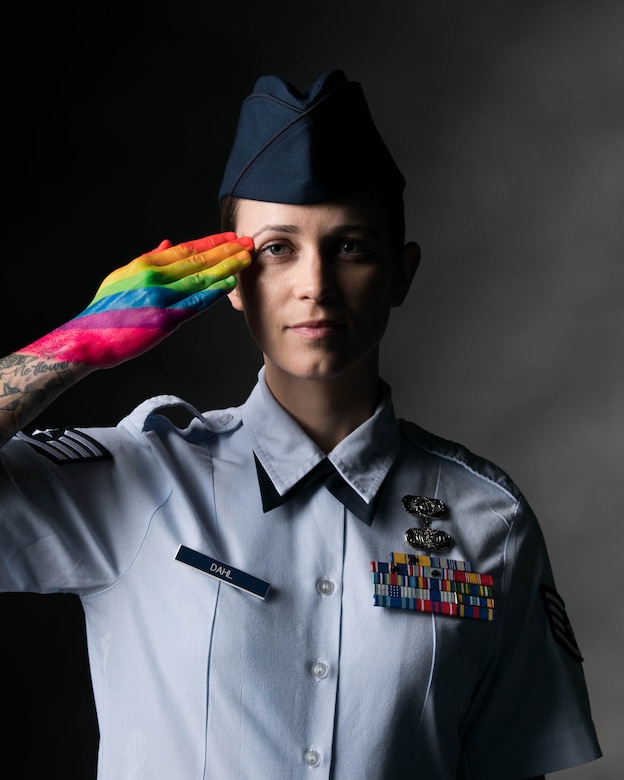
[349, 274, 396, 335]
[238, 267, 285, 324]
[348, 267, 393, 305]
[236, 263, 262, 306]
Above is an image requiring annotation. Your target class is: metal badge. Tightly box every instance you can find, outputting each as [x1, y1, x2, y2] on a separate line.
[402, 495, 454, 553]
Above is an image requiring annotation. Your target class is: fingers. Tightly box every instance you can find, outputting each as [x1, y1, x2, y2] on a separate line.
[170, 276, 239, 313]
[145, 233, 253, 266]
[89, 248, 251, 310]
[166, 250, 251, 296]
[145, 239, 174, 255]
[88, 234, 254, 308]
[184, 240, 253, 271]
[184, 233, 251, 253]
[149, 247, 252, 290]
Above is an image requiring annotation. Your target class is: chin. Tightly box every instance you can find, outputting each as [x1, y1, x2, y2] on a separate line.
[267, 354, 373, 385]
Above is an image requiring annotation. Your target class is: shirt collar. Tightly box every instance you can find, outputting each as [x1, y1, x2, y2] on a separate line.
[242, 368, 401, 507]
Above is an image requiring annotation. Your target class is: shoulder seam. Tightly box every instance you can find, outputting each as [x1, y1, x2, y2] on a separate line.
[399, 419, 522, 504]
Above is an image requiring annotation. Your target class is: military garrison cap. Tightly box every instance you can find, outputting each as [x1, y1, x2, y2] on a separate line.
[218, 69, 405, 205]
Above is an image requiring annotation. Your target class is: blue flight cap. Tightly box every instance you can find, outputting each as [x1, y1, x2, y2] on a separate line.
[218, 69, 405, 205]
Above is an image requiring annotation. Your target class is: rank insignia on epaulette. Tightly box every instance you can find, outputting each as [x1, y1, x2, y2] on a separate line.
[370, 553, 496, 621]
[16, 428, 112, 464]
[540, 583, 583, 662]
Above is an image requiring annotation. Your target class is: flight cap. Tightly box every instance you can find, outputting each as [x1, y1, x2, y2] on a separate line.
[218, 69, 405, 205]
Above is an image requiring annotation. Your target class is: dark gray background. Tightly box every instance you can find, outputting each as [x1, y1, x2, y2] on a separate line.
[1, 1, 620, 777]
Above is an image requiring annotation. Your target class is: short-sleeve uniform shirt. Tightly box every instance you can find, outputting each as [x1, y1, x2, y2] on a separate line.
[0, 370, 601, 779]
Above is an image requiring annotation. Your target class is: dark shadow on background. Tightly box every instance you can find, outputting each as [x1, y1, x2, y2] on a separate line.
[0, 594, 98, 779]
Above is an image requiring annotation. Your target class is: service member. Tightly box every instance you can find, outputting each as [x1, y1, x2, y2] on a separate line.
[0, 70, 601, 779]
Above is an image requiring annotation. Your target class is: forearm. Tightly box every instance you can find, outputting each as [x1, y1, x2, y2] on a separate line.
[0, 351, 93, 448]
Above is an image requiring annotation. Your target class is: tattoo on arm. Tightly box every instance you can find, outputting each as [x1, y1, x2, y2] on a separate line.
[0, 354, 80, 441]
[0, 353, 76, 376]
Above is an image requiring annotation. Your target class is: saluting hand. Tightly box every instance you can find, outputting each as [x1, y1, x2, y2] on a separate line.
[18, 233, 253, 368]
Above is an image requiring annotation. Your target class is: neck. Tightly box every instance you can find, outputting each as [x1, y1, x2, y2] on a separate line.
[264, 359, 382, 453]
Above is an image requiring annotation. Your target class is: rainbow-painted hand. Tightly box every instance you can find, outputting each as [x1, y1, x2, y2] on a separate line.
[19, 233, 253, 368]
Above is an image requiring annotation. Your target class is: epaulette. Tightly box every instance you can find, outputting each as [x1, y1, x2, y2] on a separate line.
[399, 419, 523, 504]
[16, 428, 112, 464]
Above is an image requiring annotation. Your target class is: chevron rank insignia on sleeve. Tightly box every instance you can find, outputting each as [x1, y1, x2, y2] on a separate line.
[540, 583, 583, 662]
[16, 428, 112, 464]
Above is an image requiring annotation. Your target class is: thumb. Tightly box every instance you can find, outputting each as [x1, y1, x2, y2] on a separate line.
[146, 238, 174, 255]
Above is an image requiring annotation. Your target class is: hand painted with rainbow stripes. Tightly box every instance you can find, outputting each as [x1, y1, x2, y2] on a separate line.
[19, 233, 253, 368]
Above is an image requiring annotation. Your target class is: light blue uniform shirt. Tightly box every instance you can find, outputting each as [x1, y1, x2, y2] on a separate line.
[0, 369, 601, 779]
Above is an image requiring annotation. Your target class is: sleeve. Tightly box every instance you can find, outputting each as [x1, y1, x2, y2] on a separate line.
[457, 496, 602, 780]
[0, 424, 171, 596]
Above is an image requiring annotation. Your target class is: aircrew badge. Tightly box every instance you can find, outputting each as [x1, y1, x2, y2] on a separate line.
[402, 494, 453, 552]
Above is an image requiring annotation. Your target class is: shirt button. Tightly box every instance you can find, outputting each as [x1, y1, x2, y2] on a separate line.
[311, 661, 329, 680]
[316, 577, 334, 596]
[303, 748, 321, 768]
[217, 414, 233, 425]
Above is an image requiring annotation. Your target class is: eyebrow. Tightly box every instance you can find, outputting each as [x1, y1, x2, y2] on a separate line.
[327, 224, 382, 241]
[251, 223, 382, 241]
[252, 224, 300, 240]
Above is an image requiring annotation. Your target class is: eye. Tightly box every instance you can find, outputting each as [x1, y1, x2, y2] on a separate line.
[337, 238, 374, 258]
[257, 241, 293, 259]
[340, 239, 361, 254]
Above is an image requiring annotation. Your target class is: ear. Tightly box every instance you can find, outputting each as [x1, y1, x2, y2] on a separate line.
[226, 284, 245, 312]
[391, 241, 420, 306]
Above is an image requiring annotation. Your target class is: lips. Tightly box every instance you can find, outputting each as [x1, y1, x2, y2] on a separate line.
[289, 319, 346, 338]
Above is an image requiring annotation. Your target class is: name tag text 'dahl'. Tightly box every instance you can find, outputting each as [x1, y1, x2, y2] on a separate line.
[175, 545, 271, 600]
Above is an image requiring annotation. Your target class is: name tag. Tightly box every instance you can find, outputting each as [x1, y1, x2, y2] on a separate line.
[175, 545, 271, 600]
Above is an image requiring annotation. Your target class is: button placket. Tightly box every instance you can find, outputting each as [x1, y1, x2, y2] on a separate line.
[304, 575, 336, 770]
[312, 576, 333, 680]
[298, 499, 344, 776]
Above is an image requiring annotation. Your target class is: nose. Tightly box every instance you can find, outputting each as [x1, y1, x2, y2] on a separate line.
[294, 248, 336, 303]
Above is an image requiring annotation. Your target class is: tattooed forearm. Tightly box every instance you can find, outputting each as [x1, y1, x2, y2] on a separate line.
[0, 353, 89, 447]
[0, 353, 75, 377]
[1, 369, 76, 410]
